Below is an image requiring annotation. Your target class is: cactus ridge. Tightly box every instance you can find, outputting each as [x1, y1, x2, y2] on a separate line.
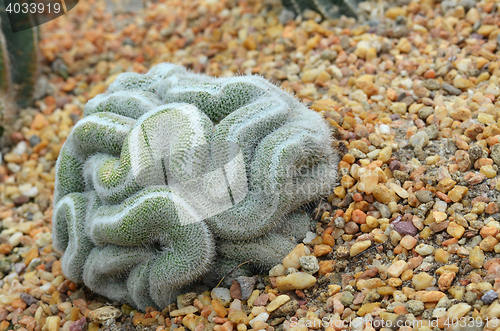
[53, 63, 339, 310]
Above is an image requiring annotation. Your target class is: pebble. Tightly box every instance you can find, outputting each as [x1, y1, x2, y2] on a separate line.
[350, 240, 371, 256]
[299, 256, 319, 274]
[387, 260, 407, 278]
[211, 288, 231, 307]
[275, 273, 316, 291]
[442, 83, 462, 95]
[88, 306, 122, 323]
[266, 295, 290, 312]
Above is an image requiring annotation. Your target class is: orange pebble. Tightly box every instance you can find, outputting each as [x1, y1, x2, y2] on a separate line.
[351, 210, 367, 224]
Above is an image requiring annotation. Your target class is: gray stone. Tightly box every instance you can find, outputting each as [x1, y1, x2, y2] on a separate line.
[406, 300, 425, 316]
[373, 202, 391, 218]
[421, 79, 441, 90]
[481, 290, 498, 305]
[299, 256, 319, 274]
[334, 217, 345, 229]
[491, 144, 500, 167]
[442, 83, 462, 95]
[339, 291, 354, 306]
[415, 190, 433, 203]
[418, 107, 434, 120]
[235, 276, 256, 301]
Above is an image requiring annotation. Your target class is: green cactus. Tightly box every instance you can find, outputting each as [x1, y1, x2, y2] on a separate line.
[0, 2, 39, 138]
[53, 63, 339, 310]
[281, 0, 360, 20]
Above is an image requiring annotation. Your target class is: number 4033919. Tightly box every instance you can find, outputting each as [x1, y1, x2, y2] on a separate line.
[6, 1, 62, 14]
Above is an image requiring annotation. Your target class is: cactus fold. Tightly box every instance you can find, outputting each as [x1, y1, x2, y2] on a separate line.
[53, 63, 339, 310]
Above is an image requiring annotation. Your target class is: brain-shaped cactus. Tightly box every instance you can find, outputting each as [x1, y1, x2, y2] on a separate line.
[53, 63, 339, 310]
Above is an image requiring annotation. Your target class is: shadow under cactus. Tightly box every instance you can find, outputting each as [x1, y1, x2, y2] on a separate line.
[52, 63, 339, 311]
[281, 0, 362, 20]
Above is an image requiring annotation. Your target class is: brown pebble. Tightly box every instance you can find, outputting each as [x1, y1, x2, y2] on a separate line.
[13, 196, 30, 206]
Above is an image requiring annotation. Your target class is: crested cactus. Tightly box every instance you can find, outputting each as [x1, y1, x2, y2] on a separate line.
[53, 63, 339, 310]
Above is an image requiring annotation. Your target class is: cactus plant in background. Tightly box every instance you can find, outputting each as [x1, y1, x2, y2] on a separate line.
[281, 0, 361, 20]
[0, 2, 39, 135]
[53, 63, 339, 310]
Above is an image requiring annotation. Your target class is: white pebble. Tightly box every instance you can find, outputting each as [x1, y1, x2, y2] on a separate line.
[379, 124, 391, 135]
[23, 187, 39, 198]
[409, 131, 429, 148]
[40, 282, 53, 293]
[249, 312, 269, 327]
[8, 232, 23, 247]
[434, 200, 447, 212]
[36, 232, 52, 247]
[7, 163, 21, 173]
[367, 149, 380, 159]
[302, 231, 316, 244]
[4, 273, 18, 284]
[415, 244, 434, 256]
[211, 288, 231, 307]
[13, 141, 27, 155]
[269, 264, 285, 277]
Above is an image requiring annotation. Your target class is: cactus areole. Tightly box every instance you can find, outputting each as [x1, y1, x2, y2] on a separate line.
[52, 63, 339, 310]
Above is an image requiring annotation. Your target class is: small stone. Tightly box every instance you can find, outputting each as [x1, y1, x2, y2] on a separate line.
[418, 107, 434, 120]
[20, 293, 38, 306]
[436, 178, 456, 193]
[299, 256, 319, 274]
[481, 165, 497, 178]
[396, 38, 412, 53]
[266, 295, 290, 312]
[454, 77, 475, 90]
[212, 288, 231, 307]
[442, 83, 462, 95]
[482, 290, 498, 304]
[276, 272, 316, 291]
[406, 300, 425, 316]
[339, 292, 354, 306]
[88, 306, 122, 322]
[400, 235, 417, 250]
[491, 144, 500, 167]
[270, 299, 298, 318]
[480, 236, 498, 251]
[412, 272, 435, 290]
[235, 277, 256, 301]
[313, 244, 332, 256]
[412, 291, 446, 302]
[447, 222, 465, 239]
[469, 246, 485, 269]
[13, 196, 30, 206]
[447, 303, 471, 319]
[415, 190, 433, 203]
[282, 244, 306, 269]
[45, 316, 62, 331]
[253, 294, 269, 307]
[438, 272, 455, 291]
[422, 79, 440, 90]
[390, 102, 407, 115]
[344, 221, 359, 234]
[387, 260, 407, 278]
[393, 221, 418, 236]
[269, 264, 285, 277]
[448, 186, 468, 202]
[350, 240, 371, 256]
